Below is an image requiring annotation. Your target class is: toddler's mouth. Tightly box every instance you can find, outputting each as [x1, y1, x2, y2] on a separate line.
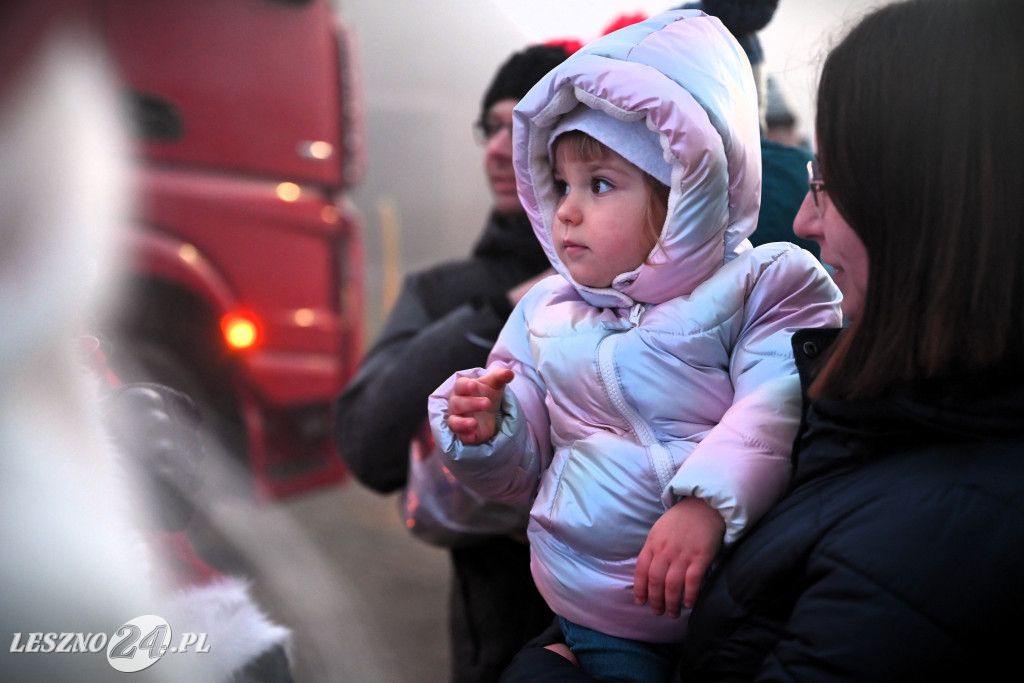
[561, 244, 588, 261]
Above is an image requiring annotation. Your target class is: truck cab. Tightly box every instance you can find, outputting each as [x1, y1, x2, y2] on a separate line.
[99, 0, 364, 498]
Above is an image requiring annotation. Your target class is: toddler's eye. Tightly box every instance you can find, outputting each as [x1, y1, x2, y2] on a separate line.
[553, 178, 568, 196]
[591, 178, 613, 194]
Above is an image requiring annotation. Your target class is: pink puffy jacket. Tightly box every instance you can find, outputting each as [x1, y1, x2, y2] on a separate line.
[430, 10, 842, 643]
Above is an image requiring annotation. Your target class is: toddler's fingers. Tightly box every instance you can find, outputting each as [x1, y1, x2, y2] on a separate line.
[683, 558, 709, 609]
[634, 548, 652, 606]
[479, 367, 515, 391]
[452, 376, 482, 397]
[447, 414, 477, 436]
[664, 563, 687, 619]
[644, 558, 669, 616]
[448, 393, 494, 417]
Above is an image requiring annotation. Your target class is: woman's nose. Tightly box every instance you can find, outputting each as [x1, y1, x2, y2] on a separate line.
[792, 192, 822, 243]
[486, 124, 514, 159]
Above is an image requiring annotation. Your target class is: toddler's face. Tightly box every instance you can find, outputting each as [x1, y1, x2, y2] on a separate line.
[552, 145, 659, 288]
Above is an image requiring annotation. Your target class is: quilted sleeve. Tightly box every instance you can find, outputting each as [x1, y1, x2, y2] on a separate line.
[334, 271, 509, 493]
[665, 245, 842, 543]
[428, 287, 553, 508]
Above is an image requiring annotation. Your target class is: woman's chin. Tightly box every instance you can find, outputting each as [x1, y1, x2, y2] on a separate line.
[839, 295, 861, 323]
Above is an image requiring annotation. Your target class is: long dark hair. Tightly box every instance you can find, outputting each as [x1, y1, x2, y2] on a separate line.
[812, 0, 1024, 400]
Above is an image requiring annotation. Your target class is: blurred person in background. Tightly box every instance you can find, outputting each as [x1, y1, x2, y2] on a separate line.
[756, 72, 821, 260]
[763, 75, 809, 149]
[676, 0, 821, 260]
[334, 43, 571, 683]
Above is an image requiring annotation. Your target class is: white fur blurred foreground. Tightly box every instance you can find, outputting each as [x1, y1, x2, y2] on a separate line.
[0, 6, 446, 682]
[0, 17, 292, 683]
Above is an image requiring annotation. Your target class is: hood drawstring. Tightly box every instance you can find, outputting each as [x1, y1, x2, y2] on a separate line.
[627, 302, 646, 327]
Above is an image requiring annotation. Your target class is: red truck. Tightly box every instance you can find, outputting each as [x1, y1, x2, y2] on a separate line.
[98, 0, 364, 498]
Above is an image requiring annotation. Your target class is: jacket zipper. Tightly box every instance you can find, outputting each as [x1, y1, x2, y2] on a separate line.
[597, 303, 676, 494]
[628, 302, 644, 326]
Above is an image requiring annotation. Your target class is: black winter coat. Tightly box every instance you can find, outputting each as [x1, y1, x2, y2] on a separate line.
[679, 328, 1024, 681]
[334, 210, 549, 492]
[334, 210, 554, 683]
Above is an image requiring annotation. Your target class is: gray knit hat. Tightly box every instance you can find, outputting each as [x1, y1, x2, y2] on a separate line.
[549, 106, 671, 188]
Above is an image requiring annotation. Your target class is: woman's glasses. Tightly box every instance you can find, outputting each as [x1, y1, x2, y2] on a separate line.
[474, 117, 513, 145]
[807, 160, 826, 219]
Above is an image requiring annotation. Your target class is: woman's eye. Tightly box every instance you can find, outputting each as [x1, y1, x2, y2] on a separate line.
[591, 178, 612, 194]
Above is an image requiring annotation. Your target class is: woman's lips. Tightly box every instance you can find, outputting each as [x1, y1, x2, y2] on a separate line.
[821, 252, 843, 276]
[827, 261, 846, 289]
[489, 175, 517, 193]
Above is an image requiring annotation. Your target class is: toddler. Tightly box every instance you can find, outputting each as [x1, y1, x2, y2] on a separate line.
[428, 10, 842, 682]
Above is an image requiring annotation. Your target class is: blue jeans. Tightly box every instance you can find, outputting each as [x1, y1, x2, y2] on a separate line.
[558, 617, 681, 683]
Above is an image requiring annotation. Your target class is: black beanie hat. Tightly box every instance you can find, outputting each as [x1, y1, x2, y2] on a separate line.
[676, 0, 779, 66]
[480, 44, 572, 124]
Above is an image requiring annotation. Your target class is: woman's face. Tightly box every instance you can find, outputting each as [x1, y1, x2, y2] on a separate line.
[793, 188, 869, 321]
[482, 99, 522, 215]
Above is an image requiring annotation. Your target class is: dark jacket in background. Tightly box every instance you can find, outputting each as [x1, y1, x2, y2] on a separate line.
[334, 210, 553, 683]
[753, 138, 820, 259]
[335, 211, 549, 493]
[679, 328, 1024, 681]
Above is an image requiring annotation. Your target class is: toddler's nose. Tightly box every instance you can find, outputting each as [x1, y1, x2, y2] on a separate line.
[556, 190, 582, 226]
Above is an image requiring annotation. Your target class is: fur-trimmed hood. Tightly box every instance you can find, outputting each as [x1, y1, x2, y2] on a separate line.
[513, 9, 761, 308]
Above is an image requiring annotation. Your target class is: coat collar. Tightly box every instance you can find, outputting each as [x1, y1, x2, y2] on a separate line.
[791, 328, 1024, 488]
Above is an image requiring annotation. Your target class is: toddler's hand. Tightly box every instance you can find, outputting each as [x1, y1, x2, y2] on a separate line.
[634, 497, 725, 618]
[446, 367, 514, 445]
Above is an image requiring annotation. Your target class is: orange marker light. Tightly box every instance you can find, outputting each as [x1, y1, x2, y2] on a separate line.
[221, 313, 259, 350]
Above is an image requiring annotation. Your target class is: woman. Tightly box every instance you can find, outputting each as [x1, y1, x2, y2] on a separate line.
[501, 0, 1024, 680]
[682, 0, 1024, 678]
